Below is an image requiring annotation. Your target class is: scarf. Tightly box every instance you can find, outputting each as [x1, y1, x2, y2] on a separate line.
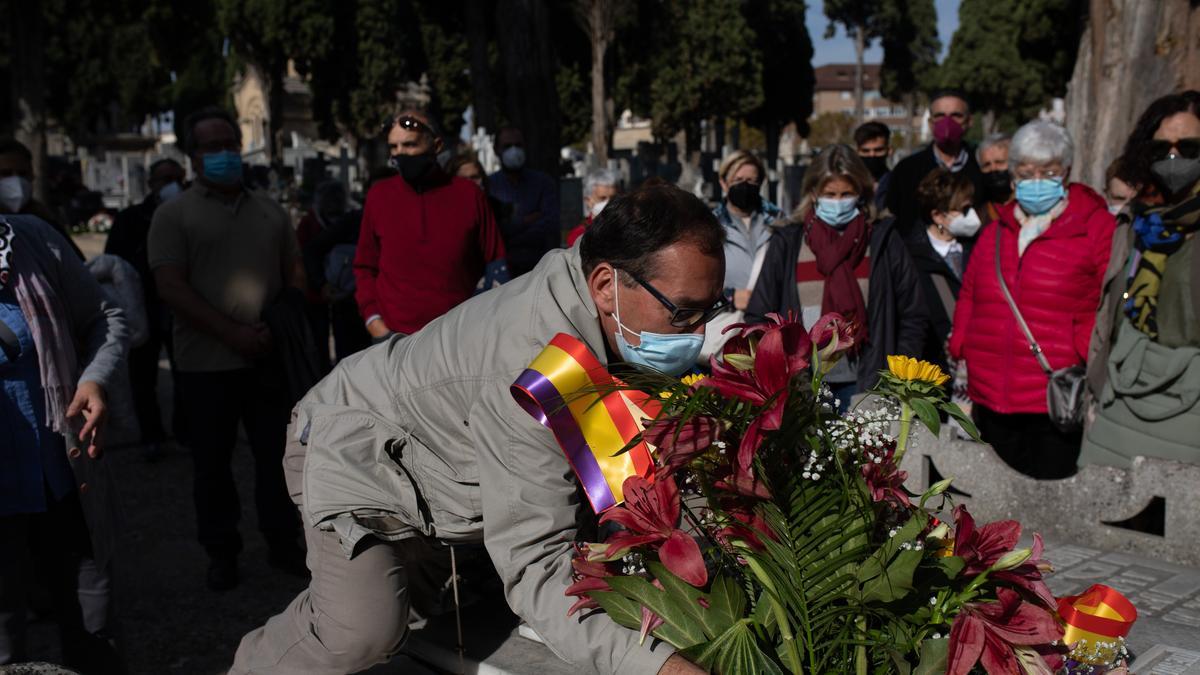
[1014, 196, 1069, 257]
[805, 210, 871, 348]
[1124, 183, 1200, 338]
[0, 218, 11, 288]
[5, 217, 80, 435]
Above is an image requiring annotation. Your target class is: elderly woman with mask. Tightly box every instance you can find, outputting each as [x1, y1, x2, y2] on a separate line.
[0, 214, 127, 670]
[949, 121, 1116, 479]
[1083, 90, 1200, 467]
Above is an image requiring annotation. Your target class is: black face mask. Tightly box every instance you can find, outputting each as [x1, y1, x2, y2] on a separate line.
[983, 170, 1013, 203]
[390, 153, 437, 184]
[726, 181, 762, 213]
[861, 155, 889, 180]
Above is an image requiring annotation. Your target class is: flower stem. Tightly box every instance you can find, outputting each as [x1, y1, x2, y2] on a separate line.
[855, 615, 868, 675]
[741, 551, 804, 675]
[894, 401, 913, 465]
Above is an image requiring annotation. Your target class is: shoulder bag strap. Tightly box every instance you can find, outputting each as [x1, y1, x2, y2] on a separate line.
[994, 226, 1054, 376]
[930, 274, 956, 319]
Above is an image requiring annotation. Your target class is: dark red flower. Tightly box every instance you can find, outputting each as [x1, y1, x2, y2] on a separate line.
[860, 445, 910, 507]
[714, 507, 775, 552]
[702, 314, 812, 469]
[953, 506, 1055, 608]
[565, 548, 614, 616]
[953, 505, 1021, 577]
[591, 475, 708, 587]
[809, 313, 860, 365]
[993, 533, 1056, 609]
[947, 587, 1064, 675]
[712, 464, 771, 500]
[644, 415, 720, 477]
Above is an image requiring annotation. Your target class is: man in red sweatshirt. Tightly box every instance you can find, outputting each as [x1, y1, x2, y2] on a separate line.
[355, 111, 508, 340]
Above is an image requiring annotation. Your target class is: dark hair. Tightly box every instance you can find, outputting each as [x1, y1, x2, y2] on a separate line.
[581, 184, 724, 280]
[0, 139, 33, 162]
[916, 167, 975, 222]
[183, 106, 241, 155]
[1104, 156, 1137, 186]
[853, 122, 891, 148]
[148, 157, 183, 176]
[444, 153, 484, 178]
[1121, 90, 1200, 190]
[927, 88, 971, 113]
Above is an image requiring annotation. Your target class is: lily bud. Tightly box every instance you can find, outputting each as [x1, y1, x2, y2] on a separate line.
[988, 548, 1032, 573]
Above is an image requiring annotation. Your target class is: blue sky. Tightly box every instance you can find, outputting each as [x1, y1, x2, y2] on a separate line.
[806, 0, 961, 66]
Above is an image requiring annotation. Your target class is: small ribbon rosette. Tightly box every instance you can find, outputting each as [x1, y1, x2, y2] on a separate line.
[1057, 584, 1137, 671]
[511, 333, 660, 513]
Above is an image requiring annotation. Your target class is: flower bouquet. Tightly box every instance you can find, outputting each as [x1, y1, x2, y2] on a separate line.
[551, 313, 1134, 674]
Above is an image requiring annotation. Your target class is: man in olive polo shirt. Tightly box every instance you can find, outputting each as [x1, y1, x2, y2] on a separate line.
[148, 107, 305, 591]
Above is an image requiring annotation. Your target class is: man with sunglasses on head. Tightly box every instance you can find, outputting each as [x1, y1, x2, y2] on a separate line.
[885, 88, 989, 237]
[354, 110, 508, 343]
[231, 185, 720, 675]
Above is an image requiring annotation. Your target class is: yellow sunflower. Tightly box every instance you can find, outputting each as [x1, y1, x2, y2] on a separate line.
[886, 355, 950, 387]
[659, 373, 707, 399]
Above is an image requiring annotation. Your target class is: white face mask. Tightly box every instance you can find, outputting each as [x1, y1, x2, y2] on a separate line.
[946, 207, 982, 238]
[0, 175, 32, 213]
[1107, 203, 1123, 216]
[589, 199, 609, 219]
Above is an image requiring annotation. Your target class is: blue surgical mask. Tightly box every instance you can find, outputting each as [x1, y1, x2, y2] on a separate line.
[814, 197, 860, 228]
[1014, 178, 1065, 216]
[611, 282, 704, 376]
[157, 181, 183, 202]
[202, 150, 244, 186]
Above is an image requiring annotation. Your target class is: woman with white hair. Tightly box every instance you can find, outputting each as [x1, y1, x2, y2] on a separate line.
[566, 167, 620, 246]
[949, 120, 1116, 479]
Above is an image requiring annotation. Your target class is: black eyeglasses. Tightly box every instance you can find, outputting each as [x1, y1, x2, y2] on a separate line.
[1147, 137, 1200, 162]
[618, 268, 730, 329]
[381, 115, 434, 137]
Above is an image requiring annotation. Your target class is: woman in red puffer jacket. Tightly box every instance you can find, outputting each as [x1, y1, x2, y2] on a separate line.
[949, 120, 1116, 480]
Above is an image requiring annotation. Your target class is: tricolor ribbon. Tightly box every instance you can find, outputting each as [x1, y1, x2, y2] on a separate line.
[1057, 584, 1137, 666]
[511, 333, 660, 513]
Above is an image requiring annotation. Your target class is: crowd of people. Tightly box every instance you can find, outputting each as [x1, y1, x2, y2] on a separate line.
[0, 85, 1197, 674]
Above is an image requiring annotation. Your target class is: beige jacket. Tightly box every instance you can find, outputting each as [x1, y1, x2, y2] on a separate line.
[295, 245, 673, 674]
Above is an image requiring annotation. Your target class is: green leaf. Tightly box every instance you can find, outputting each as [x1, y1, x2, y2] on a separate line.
[605, 575, 708, 648]
[909, 397, 940, 437]
[941, 402, 980, 441]
[589, 590, 643, 631]
[913, 637, 948, 675]
[933, 554, 966, 580]
[705, 574, 748, 636]
[687, 620, 785, 675]
[856, 514, 927, 604]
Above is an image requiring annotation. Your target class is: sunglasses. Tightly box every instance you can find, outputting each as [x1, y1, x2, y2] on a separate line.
[1147, 137, 1200, 162]
[381, 115, 434, 137]
[618, 268, 730, 329]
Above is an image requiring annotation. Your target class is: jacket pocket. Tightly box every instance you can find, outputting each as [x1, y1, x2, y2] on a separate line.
[391, 431, 483, 541]
[302, 404, 429, 536]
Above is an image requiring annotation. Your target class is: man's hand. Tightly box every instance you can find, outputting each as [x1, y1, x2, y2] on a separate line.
[733, 288, 752, 311]
[66, 381, 107, 459]
[657, 654, 706, 675]
[366, 316, 392, 339]
[229, 322, 273, 359]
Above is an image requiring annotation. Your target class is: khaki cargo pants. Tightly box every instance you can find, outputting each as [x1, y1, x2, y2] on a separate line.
[229, 418, 451, 674]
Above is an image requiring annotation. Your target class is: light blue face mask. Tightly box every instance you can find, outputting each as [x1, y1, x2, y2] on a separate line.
[612, 282, 704, 376]
[202, 150, 244, 186]
[1014, 178, 1065, 216]
[814, 196, 860, 228]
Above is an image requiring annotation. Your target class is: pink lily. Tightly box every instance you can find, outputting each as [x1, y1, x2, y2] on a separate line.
[947, 587, 1064, 675]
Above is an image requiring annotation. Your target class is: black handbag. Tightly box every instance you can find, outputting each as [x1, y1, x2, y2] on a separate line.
[994, 227, 1086, 432]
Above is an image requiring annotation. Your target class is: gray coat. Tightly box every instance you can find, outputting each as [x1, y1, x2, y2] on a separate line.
[10, 215, 128, 568]
[295, 245, 673, 674]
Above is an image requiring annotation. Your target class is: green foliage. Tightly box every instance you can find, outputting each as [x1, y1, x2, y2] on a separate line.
[938, 0, 1086, 128]
[743, 0, 815, 141]
[877, 0, 942, 103]
[808, 112, 858, 148]
[413, 3, 472, 138]
[646, 0, 764, 141]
